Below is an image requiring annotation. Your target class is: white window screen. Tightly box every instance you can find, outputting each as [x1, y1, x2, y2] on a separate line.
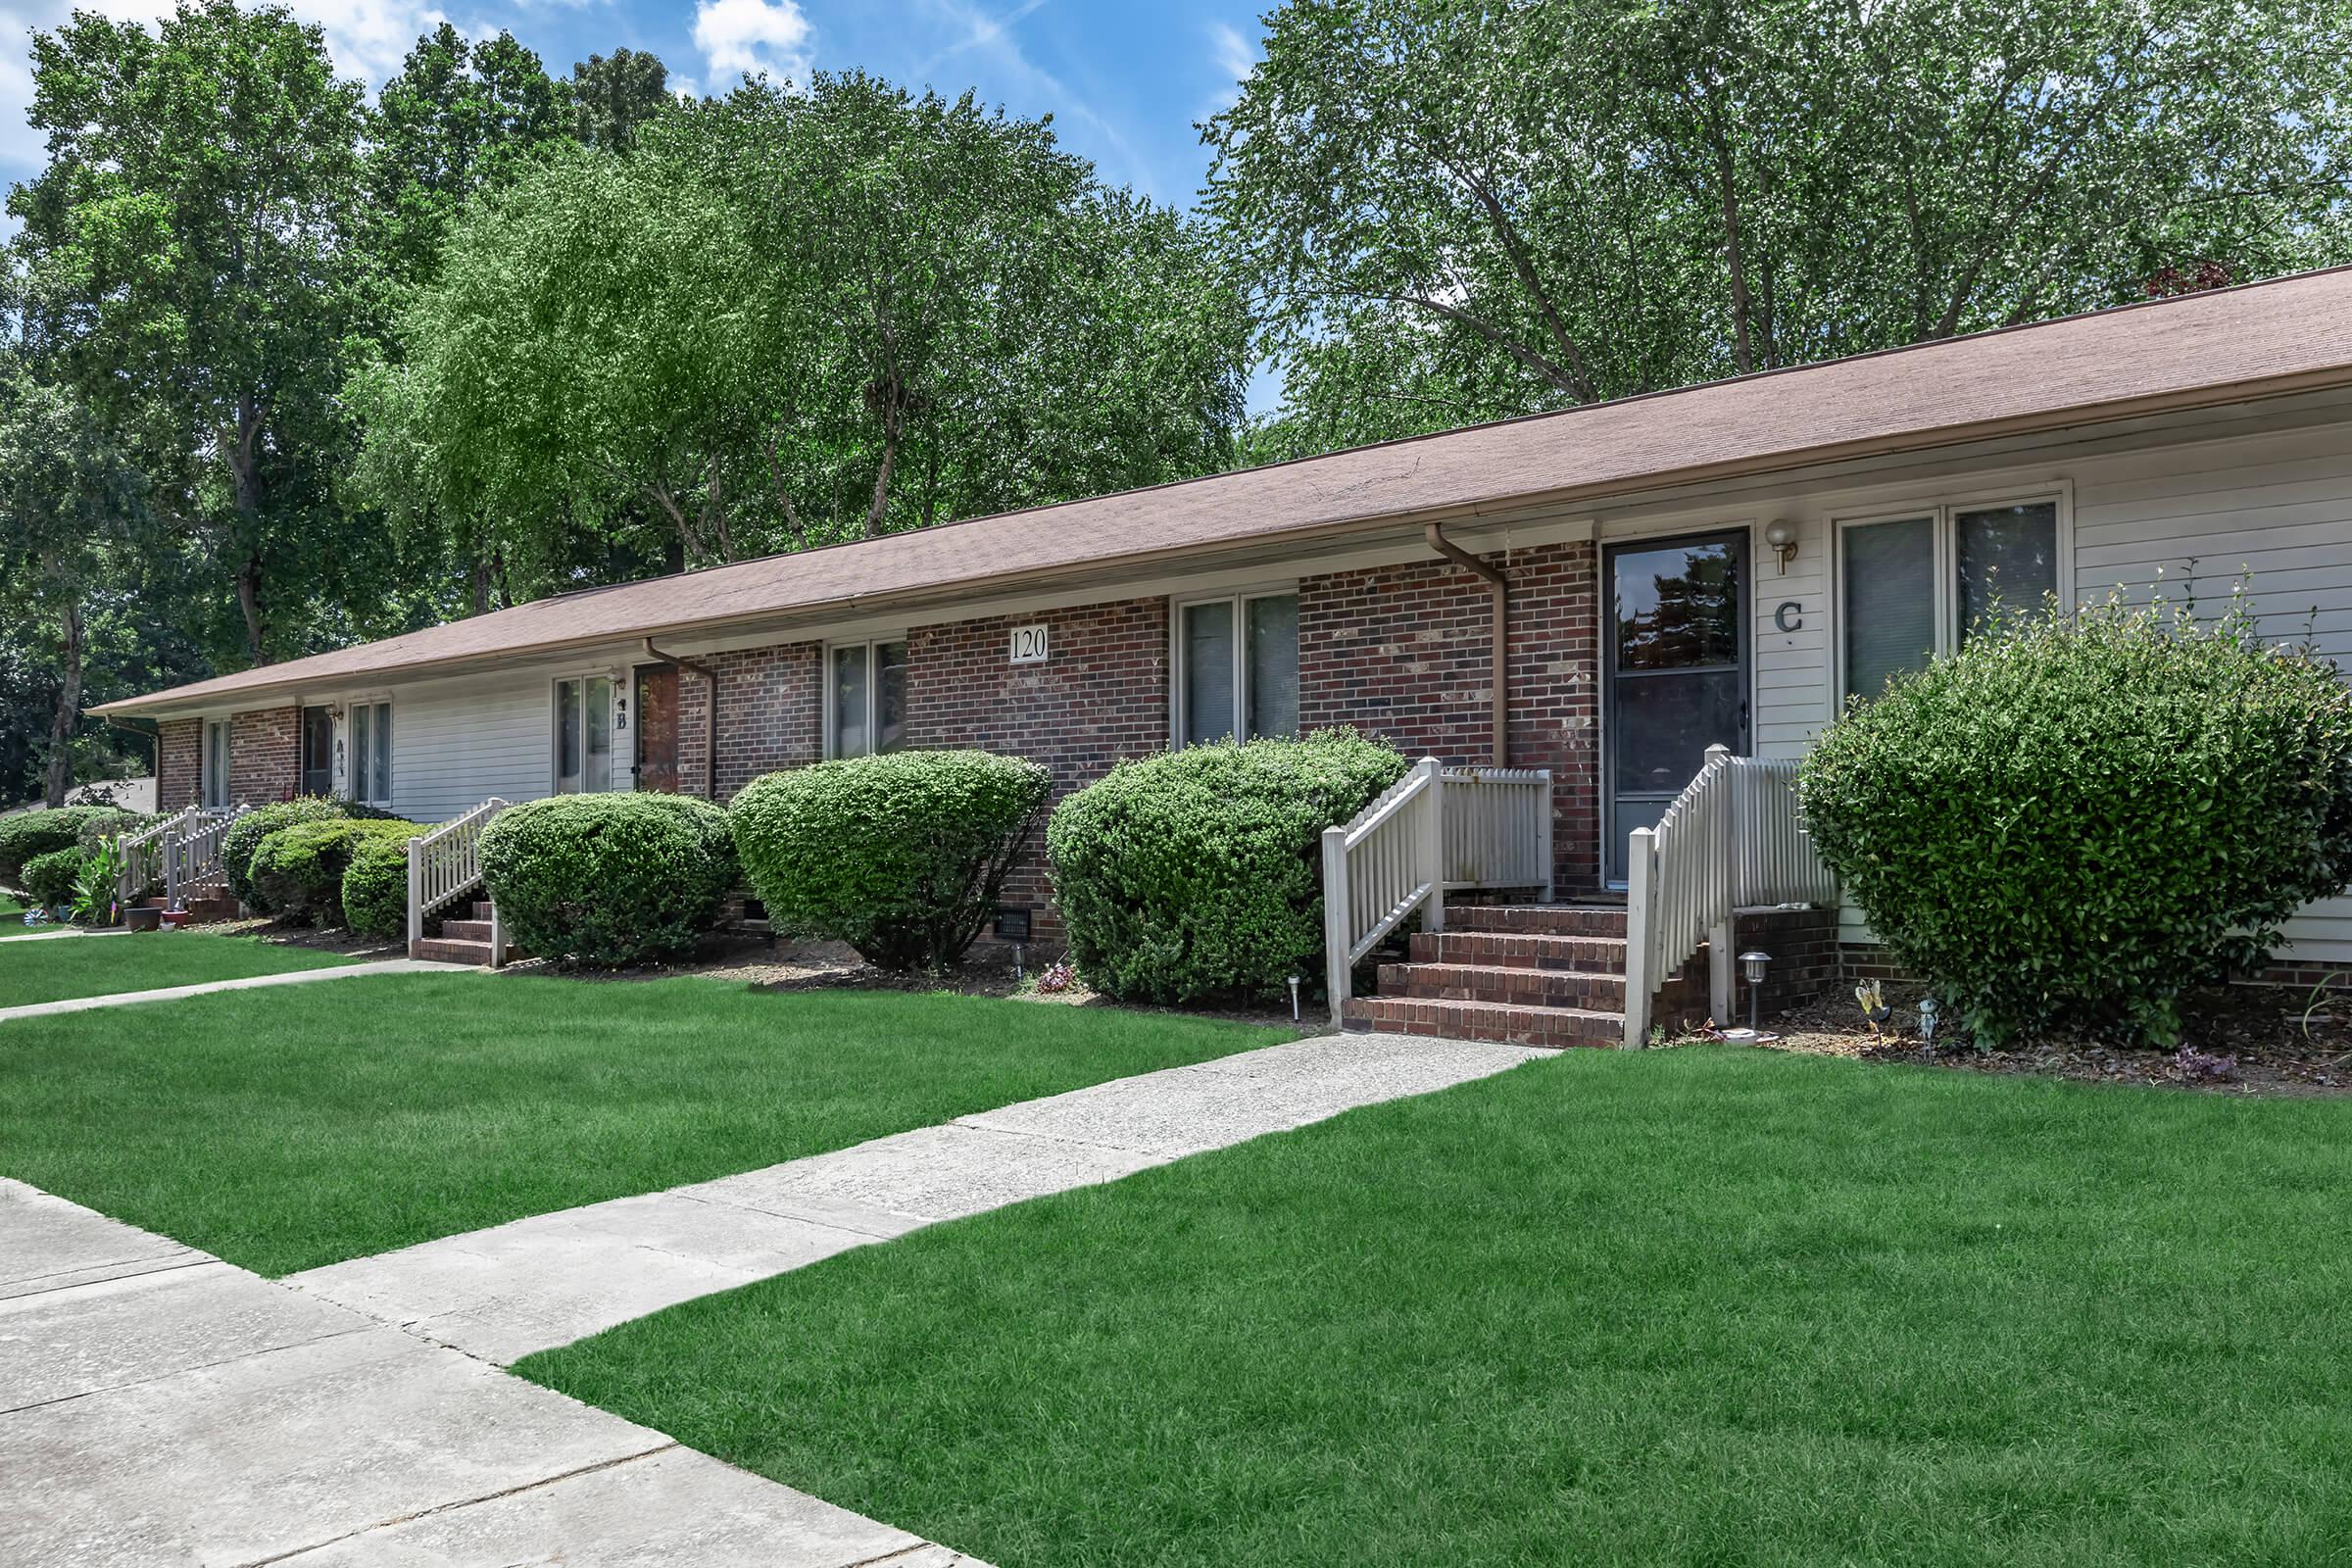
[1843, 517, 1936, 700]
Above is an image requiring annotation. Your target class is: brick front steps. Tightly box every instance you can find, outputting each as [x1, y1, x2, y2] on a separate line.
[134, 894, 241, 924]
[1343, 904, 1630, 1049]
[411, 902, 515, 966]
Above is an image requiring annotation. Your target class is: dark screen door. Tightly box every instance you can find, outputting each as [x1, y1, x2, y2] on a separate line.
[1604, 530, 1749, 883]
[634, 664, 679, 793]
[300, 707, 334, 798]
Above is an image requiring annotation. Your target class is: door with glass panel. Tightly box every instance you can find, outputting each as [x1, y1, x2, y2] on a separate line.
[633, 665, 680, 792]
[1604, 531, 1748, 884]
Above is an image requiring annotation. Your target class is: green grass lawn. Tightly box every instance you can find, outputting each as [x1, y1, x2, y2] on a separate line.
[0, 975, 1293, 1275]
[522, 1047, 2352, 1568]
[0, 930, 360, 1007]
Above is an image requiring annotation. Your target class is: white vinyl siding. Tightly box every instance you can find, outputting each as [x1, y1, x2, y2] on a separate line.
[378, 670, 595, 823]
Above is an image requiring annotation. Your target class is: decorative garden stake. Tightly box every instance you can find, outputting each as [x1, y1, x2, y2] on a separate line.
[1854, 978, 1893, 1041]
[1916, 997, 1940, 1044]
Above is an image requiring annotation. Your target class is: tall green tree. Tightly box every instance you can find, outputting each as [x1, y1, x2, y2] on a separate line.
[567, 48, 672, 152]
[1210, 0, 2352, 455]
[7, 0, 375, 665]
[0, 361, 148, 806]
[353, 74, 1250, 579]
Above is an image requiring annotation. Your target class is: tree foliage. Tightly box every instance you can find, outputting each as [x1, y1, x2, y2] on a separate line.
[352, 73, 1251, 574]
[1210, 0, 2352, 455]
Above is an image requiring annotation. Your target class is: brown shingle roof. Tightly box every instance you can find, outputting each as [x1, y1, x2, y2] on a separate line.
[95, 266, 2352, 716]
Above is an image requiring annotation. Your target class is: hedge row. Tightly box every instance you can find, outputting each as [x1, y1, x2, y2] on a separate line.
[0, 806, 149, 885]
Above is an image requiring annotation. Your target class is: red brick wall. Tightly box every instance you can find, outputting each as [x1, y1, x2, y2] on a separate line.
[227, 707, 299, 806]
[157, 718, 201, 811]
[1298, 539, 1600, 894]
[676, 643, 824, 801]
[903, 598, 1171, 931]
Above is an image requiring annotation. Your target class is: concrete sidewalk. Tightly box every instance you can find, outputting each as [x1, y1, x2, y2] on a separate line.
[0, 957, 468, 1023]
[0, 926, 129, 943]
[291, 1032, 1545, 1363]
[0, 1178, 990, 1567]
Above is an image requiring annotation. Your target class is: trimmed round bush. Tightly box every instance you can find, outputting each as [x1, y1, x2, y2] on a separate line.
[342, 830, 418, 942]
[224, 797, 348, 910]
[1047, 730, 1409, 1004]
[23, 846, 88, 909]
[1799, 598, 2352, 1047]
[0, 806, 122, 885]
[478, 794, 736, 965]
[250, 818, 421, 927]
[732, 751, 1054, 971]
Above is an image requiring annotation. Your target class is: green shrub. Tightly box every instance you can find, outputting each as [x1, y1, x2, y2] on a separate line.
[732, 752, 1054, 971]
[478, 794, 736, 965]
[0, 806, 122, 884]
[1047, 730, 1410, 1004]
[23, 846, 88, 908]
[73, 808, 152, 853]
[222, 797, 350, 910]
[342, 830, 418, 942]
[1799, 596, 2352, 1047]
[250, 818, 420, 927]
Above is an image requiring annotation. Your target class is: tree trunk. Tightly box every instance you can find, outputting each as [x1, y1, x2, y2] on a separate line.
[865, 414, 901, 540]
[1710, 119, 1755, 376]
[43, 598, 83, 809]
[229, 394, 270, 663]
[468, 554, 492, 616]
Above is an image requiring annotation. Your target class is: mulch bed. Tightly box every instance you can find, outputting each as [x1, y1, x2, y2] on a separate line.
[1728, 979, 2352, 1097]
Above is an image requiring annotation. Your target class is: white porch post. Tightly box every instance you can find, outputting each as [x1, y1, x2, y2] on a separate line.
[1623, 826, 1659, 1048]
[1703, 742, 1735, 1024]
[405, 837, 423, 957]
[1417, 757, 1445, 935]
[1321, 824, 1349, 1026]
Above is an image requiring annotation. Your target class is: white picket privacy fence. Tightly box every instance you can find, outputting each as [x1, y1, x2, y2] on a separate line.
[1622, 746, 1838, 1047]
[1322, 758, 1555, 1022]
[115, 804, 207, 907]
[408, 797, 508, 962]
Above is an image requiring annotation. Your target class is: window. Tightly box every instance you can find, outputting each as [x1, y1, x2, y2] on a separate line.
[350, 701, 394, 805]
[553, 677, 614, 793]
[1839, 498, 2060, 698]
[829, 640, 907, 759]
[201, 719, 230, 808]
[300, 707, 333, 798]
[1176, 591, 1298, 745]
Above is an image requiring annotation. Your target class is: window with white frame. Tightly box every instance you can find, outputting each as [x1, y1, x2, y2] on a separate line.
[349, 701, 394, 805]
[1175, 590, 1299, 746]
[829, 640, 907, 759]
[201, 718, 230, 808]
[553, 676, 615, 793]
[1840, 497, 2061, 699]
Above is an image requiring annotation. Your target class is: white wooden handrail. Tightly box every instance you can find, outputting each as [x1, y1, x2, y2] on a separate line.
[163, 807, 244, 905]
[1622, 747, 1838, 1047]
[408, 798, 508, 963]
[115, 804, 206, 907]
[1321, 758, 1555, 1023]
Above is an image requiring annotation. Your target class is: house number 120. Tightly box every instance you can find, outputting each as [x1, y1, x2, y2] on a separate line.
[1009, 624, 1051, 664]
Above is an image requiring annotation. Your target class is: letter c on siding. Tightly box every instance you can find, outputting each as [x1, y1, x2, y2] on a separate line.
[1774, 601, 1803, 633]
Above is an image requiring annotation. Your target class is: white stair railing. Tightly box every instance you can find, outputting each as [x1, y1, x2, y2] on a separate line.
[408, 798, 509, 964]
[163, 807, 244, 906]
[1320, 759, 1556, 1023]
[1622, 746, 1838, 1047]
[116, 804, 206, 908]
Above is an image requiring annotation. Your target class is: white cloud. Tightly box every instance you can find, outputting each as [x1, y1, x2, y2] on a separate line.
[693, 0, 812, 86]
[1205, 20, 1254, 113]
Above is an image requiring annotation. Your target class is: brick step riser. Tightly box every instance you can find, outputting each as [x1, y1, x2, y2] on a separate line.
[1342, 997, 1622, 1049]
[1446, 906, 1626, 938]
[1378, 962, 1625, 1009]
[438, 919, 494, 941]
[410, 938, 514, 966]
[1407, 931, 1626, 973]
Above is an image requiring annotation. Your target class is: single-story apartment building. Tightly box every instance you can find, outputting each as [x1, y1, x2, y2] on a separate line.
[94, 267, 2352, 1034]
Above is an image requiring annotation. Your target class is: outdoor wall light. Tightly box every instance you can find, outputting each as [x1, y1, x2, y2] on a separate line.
[1738, 949, 1772, 1030]
[1763, 519, 1798, 573]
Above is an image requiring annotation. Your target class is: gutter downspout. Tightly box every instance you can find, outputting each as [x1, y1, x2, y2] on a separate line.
[643, 638, 720, 801]
[1424, 522, 1508, 766]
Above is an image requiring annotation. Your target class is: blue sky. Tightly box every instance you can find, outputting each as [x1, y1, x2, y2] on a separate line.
[0, 0, 1262, 210]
